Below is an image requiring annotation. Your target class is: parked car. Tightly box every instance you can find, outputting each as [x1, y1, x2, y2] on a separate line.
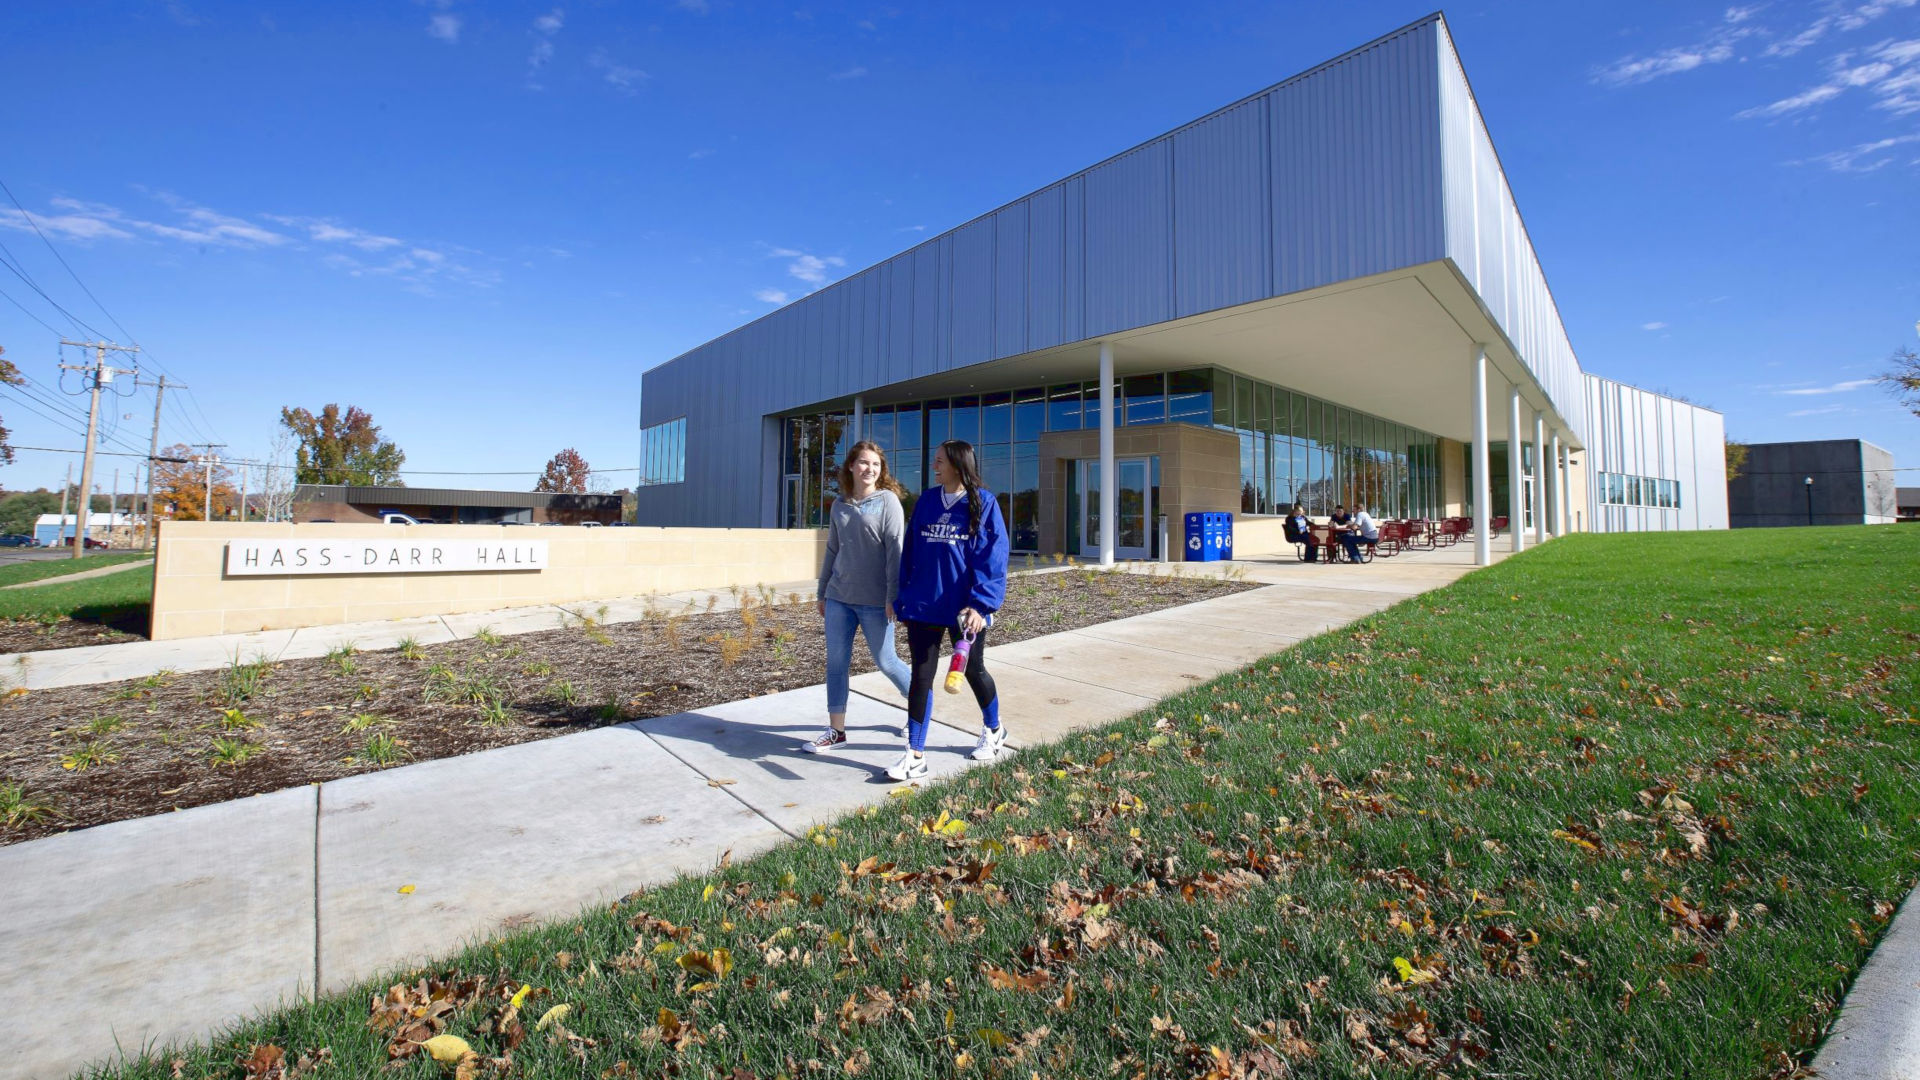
[379, 511, 421, 525]
[84, 536, 107, 549]
[0, 534, 34, 547]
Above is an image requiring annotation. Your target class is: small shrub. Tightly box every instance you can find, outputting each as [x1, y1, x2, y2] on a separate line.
[360, 732, 408, 766]
[85, 715, 129, 737]
[354, 682, 381, 702]
[551, 679, 582, 707]
[716, 632, 751, 669]
[661, 615, 685, 652]
[325, 642, 359, 677]
[0, 780, 59, 828]
[477, 697, 512, 727]
[521, 660, 555, 677]
[339, 712, 392, 735]
[422, 662, 458, 703]
[593, 694, 625, 723]
[207, 736, 260, 768]
[396, 636, 426, 662]
[472, 626, 503, 646]
[219, 656, 271, 704]
[219, 707, 260, 731]
[60, 740, 118, 772]
[740, 608, 759, 635]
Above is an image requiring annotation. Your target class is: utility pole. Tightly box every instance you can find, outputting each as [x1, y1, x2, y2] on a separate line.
[238, 463, 248, 522]
[135, 374, 180, 550]
[110, 468, 119, 547]
[58, 462, 71, 543]
[59, 340, 140, 558]
[193, 443, 226, 522]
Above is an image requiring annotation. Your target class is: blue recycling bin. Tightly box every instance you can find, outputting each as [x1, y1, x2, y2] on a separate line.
[1185, 512, 1233, 562]
[1183, 513, 1213, 562]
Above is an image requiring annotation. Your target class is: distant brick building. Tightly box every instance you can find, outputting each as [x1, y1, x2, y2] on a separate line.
[290, 485, 623, 525]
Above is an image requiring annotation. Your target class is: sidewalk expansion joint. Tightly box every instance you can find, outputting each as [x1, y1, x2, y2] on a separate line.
[631, 725, 803, 843]
[312, 783, 323, 996]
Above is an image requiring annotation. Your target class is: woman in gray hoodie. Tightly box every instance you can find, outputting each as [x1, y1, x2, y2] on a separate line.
[802, 440, 914, 753]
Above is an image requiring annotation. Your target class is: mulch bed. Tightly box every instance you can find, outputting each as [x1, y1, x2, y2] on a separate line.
[0, 619, 144, 654]
[0, 567, 1254, 846]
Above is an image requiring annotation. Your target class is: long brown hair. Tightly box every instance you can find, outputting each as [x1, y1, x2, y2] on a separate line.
[937, 439, 985, 535]
[836, 440, 906, 500]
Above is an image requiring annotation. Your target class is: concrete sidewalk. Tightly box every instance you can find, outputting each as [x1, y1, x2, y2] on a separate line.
[0, 544, 1494, 1080]
[0, 558, 153, 590]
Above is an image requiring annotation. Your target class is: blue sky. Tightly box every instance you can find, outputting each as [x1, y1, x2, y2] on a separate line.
[1, 0, 1916, 497]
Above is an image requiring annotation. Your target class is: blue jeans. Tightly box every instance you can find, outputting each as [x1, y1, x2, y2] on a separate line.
[824, 598, 913, 714]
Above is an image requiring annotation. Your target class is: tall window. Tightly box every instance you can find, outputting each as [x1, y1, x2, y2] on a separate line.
[639, 418, 686, 486]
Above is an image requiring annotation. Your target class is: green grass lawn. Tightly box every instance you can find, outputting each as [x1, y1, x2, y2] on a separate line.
[86, 527, 1919, 1080]
[0, 551, 150, 588]
[0, 561, 151, 632]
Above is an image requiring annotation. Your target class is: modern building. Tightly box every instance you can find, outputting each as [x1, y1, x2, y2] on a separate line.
[635, 14, 1728, 564]
[1726, 440, 1899, 528]
[291, 485, 624, 526]
[1898, 488, 1919, 523]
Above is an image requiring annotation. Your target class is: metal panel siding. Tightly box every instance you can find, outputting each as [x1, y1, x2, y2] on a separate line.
[1062, 177, 1086, 344]
[1269, 22, 1443, 296]
[884, 259, 915, 386]
[1083, 142, 1174, 338]
[995, 205, 1028, 357]
[1436, 26, 1586, 445]
[1173, 98, 1269, 317]
[950, 218, 995, 369]
[911, 241, 944, 372]
[1026, 185, 1065, 349]
[1580, 373, 1727, 532]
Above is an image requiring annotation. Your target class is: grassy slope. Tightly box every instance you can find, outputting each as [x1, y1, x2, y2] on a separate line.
[0, 552, 150, 588]
[0, 564, 151, 628]
[90, 527, 1920, 1079]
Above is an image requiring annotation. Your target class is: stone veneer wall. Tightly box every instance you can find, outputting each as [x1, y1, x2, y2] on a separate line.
[148, 522, 827, 641]
[1034, 423, 1242, 557]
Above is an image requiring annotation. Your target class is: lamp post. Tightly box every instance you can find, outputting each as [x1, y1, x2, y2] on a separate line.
[1805, 476, 1814, 527]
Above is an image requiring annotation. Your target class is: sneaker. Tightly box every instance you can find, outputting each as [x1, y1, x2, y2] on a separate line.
[969, 724, 1008, 761]
[884, 750, 928, 782]
[800, 728, 848, 754]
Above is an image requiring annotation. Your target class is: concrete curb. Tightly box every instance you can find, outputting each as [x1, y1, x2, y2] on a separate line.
[1813, 885, 1920, 1079]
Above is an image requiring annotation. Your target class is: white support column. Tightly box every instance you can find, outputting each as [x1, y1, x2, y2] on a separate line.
[1471, 346, 1491, 567]
[1550, 432, 1564, 536]
[1532, 411, 1547, 545]
[1098, 343, 1116, 568]
[1558, 439, 1572, 534]
[852, 395, 864, 444]
[1508, 385, 1525, 554]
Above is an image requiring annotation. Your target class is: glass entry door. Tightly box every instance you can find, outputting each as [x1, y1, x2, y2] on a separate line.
[1078, 457, 1151, 560]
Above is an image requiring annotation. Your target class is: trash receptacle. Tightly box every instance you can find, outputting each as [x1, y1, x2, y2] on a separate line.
[1215, 512, 1234, 561]
[1184, 513, 1217, 562]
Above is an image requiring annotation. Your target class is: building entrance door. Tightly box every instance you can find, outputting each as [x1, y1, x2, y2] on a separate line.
[1077, 457, 1151, 560]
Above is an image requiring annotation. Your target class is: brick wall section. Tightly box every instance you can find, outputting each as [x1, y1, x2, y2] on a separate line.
[149, 522, 827, 641]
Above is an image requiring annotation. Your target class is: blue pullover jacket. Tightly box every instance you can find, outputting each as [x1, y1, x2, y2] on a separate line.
[894, 486, 1009, 629]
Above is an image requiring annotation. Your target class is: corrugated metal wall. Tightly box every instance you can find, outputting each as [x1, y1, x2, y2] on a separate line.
[1435, 30, 1588, 446]
[1580, 374, 1728, 532]
[639, 15, 1599, 527]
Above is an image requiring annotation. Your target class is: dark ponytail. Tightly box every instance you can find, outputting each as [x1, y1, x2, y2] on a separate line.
[939, 439, 986, 536]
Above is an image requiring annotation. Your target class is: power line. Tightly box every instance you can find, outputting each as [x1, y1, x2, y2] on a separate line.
[0, 178, 125, 344]
[0, 280, 64, 335]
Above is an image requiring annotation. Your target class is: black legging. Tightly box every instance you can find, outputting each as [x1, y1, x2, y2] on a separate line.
[903, 619, 998, 751]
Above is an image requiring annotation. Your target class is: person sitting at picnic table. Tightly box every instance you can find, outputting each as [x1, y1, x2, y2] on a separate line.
[1327, 505, 1353, 561]
[1345, 503, 1381, 562]
[1285, 503, 1319, 564]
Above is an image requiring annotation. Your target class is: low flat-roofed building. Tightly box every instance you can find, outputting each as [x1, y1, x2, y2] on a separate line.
[1727, 440, 1898, 528]
[291, 485, 623, 526]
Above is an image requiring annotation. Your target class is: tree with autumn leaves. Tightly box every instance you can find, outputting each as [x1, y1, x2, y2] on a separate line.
[535, 448, 592, 494]
[151, 443, 237, 520]
[280, 404, 406, 486]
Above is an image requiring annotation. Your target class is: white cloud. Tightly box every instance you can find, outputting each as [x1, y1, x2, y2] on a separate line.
[1738, 83, 1844, 117]
[688, 148, 714, 159]
[1797, 132, 1920, 170]
[534, 8, 564, 33]
[427, 13, 461, 42]
[589, 49, 647, 93]
[1641, 321, 1668, 330]
[830, 65, 868, 80]
[268, 216, 405, 251]
[1778, 378, 1879, 395]
[526, 8, 563, 87]
[1789, 404, 1847, 416]
[767, 247, 846, 286]
[1740, 33, 1920, 124]
[1594, 9, 1756, 87]
[754, 288, 790, 305]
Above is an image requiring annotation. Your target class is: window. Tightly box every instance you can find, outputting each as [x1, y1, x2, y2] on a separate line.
[1124, 373, 1165, 425]
[1047, 384, 1081, 431]
[1167, 369, 1212, 425]
[639, 418, 686, 486]
[981, 391, 1013, 444]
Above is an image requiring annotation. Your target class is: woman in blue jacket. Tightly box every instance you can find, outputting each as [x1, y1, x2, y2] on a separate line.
[888, 439, 1010, 782]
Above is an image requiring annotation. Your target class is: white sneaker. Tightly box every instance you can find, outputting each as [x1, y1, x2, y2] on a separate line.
[800, 728, 848, 754]
[969, 725, 1008, 761]
[884, 750, 928, 782]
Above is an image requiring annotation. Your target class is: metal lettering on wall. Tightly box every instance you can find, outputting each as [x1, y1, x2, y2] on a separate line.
[224, 540, 549, 576]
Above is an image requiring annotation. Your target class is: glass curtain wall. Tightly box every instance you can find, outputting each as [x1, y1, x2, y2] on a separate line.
[781, 367, 1440, 542]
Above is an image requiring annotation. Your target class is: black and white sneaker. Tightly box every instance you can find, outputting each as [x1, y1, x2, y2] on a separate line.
[800, 728, 848, 754]
[969, 725, 1008, 761]
[884, 750, 928, 782]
